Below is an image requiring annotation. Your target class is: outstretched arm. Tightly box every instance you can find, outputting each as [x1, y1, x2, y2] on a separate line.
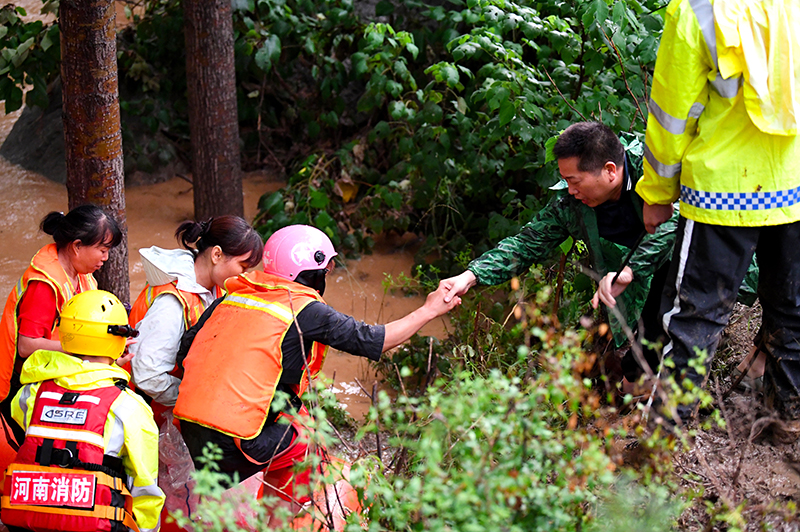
[383, 284, 461, 352]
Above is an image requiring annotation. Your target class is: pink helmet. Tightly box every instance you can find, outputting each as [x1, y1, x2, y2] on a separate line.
[262, 224, 338, 281]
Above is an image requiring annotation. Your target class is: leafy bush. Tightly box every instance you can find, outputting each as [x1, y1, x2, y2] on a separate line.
[175, 289, 690, 532]
[0, 3, 59, 113]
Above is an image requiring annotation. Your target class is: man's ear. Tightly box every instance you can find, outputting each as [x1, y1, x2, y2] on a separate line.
[604, 161, 619, 183]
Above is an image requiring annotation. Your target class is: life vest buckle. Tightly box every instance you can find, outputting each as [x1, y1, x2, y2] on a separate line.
[51, 446, 76, 468]
[59, 392, 80, 405]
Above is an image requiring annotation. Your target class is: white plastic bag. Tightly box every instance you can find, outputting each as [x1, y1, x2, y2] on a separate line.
[158, 410, 199, 526]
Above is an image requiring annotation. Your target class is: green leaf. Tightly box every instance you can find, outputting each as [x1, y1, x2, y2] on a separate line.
[12, 37, 34, 68]
[254, 46, 272, 72]
[264, 34, 281, 61]
[258, 191, 284, 216]
[5, 85, 22, 113]
[498, 100, 515, 127]
[439, 64, 459, 88]
[559, 236, 574, 256]
[405, 42, 419, 60]
[309, 188, 330, 209]
[544, 135, 559, 163]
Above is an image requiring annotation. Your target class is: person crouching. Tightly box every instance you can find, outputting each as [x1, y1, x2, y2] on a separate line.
[1, 290, 164, 532]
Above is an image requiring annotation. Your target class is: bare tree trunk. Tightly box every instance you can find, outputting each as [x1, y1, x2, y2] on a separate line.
[60, 0, 130, 303]
[184, 0, 244, 220]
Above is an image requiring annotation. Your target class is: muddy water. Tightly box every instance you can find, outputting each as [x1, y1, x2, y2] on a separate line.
[0, 4, 448, 419]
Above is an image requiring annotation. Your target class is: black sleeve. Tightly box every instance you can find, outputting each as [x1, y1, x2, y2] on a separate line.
[291, 301, 385, 361]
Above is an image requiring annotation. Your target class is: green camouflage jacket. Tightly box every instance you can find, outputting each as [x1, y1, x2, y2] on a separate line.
[468, 135, 672, 346]
[469, 135, 759, 346]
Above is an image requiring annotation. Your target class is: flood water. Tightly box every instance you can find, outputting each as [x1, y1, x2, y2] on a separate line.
[0, 0, 449, 421]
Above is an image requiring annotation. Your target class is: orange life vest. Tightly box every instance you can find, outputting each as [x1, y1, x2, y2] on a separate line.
[0, 244, 96, 401]
[129, 282, 222, 332]
[174, 271, 329, 439]
[126, 282, 221, 417]
[1, 380, 138, 532]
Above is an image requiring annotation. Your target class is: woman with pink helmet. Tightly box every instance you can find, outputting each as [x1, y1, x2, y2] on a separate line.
[173, 224, 460, 508]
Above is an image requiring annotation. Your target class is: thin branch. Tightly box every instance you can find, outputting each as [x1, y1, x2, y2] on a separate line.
[542, 68, 587, 121]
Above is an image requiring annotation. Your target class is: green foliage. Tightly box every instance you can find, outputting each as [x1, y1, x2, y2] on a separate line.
[176, 289, 695, 532]
[0, 4, 60, 113]
[250, 0, 665, 271]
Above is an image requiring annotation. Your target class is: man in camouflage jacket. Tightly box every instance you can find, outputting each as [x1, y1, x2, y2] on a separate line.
[442, 122, 757, 381]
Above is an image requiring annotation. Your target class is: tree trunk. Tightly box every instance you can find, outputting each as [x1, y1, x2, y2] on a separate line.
[60, 0, 130, 304]
[184, 0, 244, 220]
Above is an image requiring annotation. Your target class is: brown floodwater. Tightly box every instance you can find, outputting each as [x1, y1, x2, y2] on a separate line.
[0, 3, 449, 419]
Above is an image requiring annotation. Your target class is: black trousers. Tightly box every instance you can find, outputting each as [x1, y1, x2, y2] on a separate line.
[660, 217, 800, 419]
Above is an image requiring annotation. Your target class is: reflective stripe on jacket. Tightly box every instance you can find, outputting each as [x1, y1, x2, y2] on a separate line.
[636, 0, 800, 226]
[10, 350, 164, 532]
[174, 271, 329, 439]
[0, 244, 97, 401]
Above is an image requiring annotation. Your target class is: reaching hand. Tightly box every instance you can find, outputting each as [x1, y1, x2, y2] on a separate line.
[591, 267, 633, 309]
[440, 270, 477, 303]
[424, 284, 463, 317]
[116, 338, 137, 368]
[642, 202, 674, 234]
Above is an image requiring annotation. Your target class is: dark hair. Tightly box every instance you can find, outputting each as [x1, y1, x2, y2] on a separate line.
[552, 122, 625, 174]
[175, 216, 263, 268]
[40, 205, 123, 251]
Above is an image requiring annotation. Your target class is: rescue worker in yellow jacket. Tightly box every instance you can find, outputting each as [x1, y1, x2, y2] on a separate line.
[2, 290, 165, 532]
[638, 0, 800, 423]
[174, 224, 461, 501]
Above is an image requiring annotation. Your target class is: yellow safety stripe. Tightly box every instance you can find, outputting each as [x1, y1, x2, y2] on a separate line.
[222, 293, 294, 323]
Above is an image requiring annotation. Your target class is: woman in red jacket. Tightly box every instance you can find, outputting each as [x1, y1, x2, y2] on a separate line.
[0, 205, 122, 444]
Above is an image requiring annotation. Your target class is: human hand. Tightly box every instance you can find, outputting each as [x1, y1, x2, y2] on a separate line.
[440, 270, 477, 303]
[424, 284, 462, 317]
[642, 202, 674, 234]
[116, 338, 136, 368]
[591, 266, 633, 309]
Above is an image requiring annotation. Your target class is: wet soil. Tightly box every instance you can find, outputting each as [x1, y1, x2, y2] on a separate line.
[674, 303, 800, 531]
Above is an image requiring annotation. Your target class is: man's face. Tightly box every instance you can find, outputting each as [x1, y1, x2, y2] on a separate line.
[557, 156, 621, 208]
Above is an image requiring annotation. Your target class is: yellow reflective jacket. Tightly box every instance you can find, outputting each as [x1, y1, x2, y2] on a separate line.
[636, 0, 800, 227]
[10, 350, 164, 532]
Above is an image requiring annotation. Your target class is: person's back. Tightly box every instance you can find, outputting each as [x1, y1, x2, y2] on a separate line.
[1, 291, 164, 532]
[638, 0, 800, 424]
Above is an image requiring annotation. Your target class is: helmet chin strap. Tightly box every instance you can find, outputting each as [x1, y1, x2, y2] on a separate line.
[295, 269, 327, 296]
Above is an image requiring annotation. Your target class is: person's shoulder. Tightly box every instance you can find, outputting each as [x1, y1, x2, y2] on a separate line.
[115, 388, 156, 419]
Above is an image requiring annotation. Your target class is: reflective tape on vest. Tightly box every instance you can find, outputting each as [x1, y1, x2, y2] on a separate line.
[25, 425, 105, 448]
[681, 184, 800, 210]
[223, 293, 295, 323]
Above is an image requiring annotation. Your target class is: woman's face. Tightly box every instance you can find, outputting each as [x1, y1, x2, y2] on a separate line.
[70, 235, 113, 275]
[211, 252, 253, 288]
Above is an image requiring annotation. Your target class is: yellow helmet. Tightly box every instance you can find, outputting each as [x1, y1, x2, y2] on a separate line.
[58, 290, 137, 359]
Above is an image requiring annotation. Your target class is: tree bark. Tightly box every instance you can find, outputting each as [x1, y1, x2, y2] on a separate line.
[184, 0, 244, 220]
[60, 0, 130, 303]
